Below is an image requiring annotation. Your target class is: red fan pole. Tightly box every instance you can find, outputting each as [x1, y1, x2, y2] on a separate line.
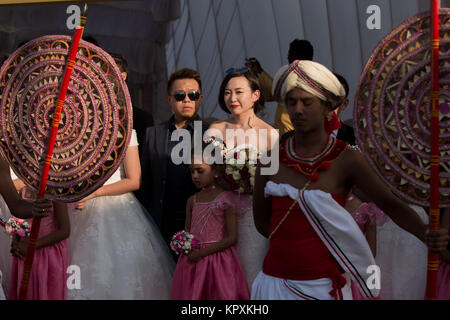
[18, 5, 88, 300]
[425, 0, 440, 300]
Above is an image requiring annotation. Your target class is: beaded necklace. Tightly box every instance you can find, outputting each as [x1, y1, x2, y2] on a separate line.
[280, 135, 348, 182]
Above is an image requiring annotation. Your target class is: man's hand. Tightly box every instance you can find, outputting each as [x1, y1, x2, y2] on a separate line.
[11, 236, 27, 259]
[187, 249, 203, 262]
[425, 228, 449, 252]
[31, 198, 52, 218]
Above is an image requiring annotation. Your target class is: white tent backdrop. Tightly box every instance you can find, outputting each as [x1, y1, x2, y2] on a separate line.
[0, 0, 180, 125]
[166, 0, 450, 124]
[0, 0, 448, 125]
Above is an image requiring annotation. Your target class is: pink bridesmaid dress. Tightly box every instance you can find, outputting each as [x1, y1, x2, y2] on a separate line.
[172, 191, 250, 300]
[350, 202, 388, 300]
[437, 258, 450, 299]
[9, 207, 68, 300]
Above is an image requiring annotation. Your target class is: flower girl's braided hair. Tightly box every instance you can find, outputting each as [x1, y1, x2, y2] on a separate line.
[191, 137, 233, 191]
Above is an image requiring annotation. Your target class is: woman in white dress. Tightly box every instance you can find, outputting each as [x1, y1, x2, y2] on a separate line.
[0, 195, 12, 299]
[208, 68, 279, 289]
[375, 204, 429, 300]
[67, 129, 175, 299]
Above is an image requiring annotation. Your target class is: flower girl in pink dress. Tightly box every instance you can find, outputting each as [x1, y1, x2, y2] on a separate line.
[171, 143, 250, 300]
[9, 187, 69, 300]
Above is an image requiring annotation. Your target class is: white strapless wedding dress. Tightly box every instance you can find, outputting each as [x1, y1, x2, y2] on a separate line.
[0, 195, 12, 299]
[235, 195, 269, 290]
[375, 204, 428, 300]
[67, 131, 175, 300]
[224, 143, 270, 290]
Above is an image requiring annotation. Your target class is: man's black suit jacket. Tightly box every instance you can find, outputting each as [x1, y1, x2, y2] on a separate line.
[137, 116, 209, 230]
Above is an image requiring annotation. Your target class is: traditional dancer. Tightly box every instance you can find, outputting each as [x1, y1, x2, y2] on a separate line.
[251, 60, 448, 300]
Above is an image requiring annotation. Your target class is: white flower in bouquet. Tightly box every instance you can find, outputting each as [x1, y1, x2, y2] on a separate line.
[232, 171, 241, 180]
[248, 148, 259, 163]
[235, 162, 245, 170]
[238, 150, 247, 163]
[248, 165, 256, 176]
[250, 176, 255, 187]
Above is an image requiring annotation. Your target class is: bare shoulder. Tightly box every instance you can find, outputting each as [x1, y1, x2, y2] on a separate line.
[338, 147, 364, 168]
[335, 147, 375, 185]
[208, 120, 229, 130]
[255, 117, 275, 131]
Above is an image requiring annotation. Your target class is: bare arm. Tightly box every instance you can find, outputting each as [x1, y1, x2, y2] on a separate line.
[36, 202, 70, 249]
[348, 150, 427, 242]
[253, 165, 271, 237]
[11, 201, 70, 259]
[188, 205, 238, 262]
[75, 145, 141, 208]
[0, 156, 51, 219]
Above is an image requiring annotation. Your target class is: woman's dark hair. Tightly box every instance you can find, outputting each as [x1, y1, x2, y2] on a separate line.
[218, 70, 265, 115]
[110, 53, 129, 75]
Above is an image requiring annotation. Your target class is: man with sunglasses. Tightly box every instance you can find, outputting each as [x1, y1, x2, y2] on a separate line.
[138, 68, 209, 258]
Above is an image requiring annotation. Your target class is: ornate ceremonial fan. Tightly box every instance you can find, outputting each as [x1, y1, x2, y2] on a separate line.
[354, 9, 450, 208]
[0, 35, 133, 202]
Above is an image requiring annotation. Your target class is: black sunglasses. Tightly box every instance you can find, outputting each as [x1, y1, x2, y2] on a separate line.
[225, 67, 249, 75]
[172, 90, 201, 102]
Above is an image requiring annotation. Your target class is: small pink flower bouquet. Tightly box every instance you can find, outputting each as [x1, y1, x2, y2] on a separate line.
[170, 230, 199, 255]
[5, 217, 31, 237]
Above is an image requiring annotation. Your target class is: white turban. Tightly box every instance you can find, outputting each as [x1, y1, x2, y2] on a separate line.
[272, 60, 345, 109]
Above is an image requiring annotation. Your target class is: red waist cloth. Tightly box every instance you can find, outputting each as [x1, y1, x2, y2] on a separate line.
[263, 194, 347, 299]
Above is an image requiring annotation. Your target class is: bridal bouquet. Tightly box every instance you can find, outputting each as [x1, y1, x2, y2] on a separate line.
[224, 144, 260, 194]
[5, 217, 31, 237]
[170, 230, 199, 255]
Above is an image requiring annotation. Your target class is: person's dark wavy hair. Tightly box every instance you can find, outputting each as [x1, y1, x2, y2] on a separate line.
[218, 69, 265, 115]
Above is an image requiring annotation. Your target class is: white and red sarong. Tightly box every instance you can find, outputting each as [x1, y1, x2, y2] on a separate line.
[251, 181, 380, 300]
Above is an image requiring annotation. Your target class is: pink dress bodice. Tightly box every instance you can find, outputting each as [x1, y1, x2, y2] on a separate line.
[172, 191, 250, 300]
[190, 193, 232, 246]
